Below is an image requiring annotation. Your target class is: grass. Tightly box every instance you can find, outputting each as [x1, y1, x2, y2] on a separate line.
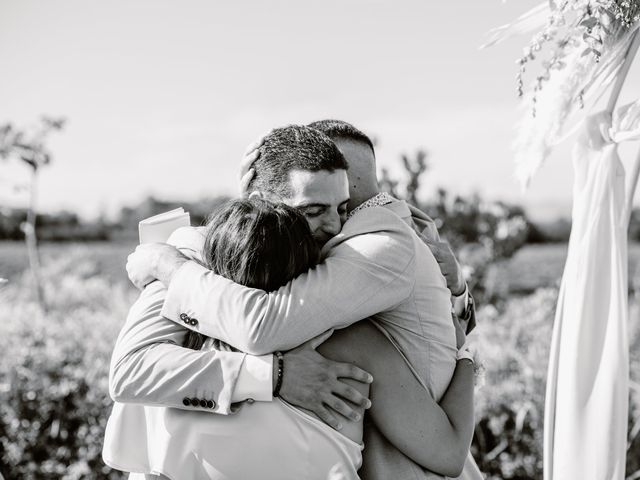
[0, 241, 137, 286]
[5, 240, 640, 293]
[1, 239, 639, 479]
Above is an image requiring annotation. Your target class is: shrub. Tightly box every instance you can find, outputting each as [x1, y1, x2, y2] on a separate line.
[472, 289, 640, 479]
[0, 251, 135, 479]
[1, 246, 638, 479]
[471, 289, 555, 479]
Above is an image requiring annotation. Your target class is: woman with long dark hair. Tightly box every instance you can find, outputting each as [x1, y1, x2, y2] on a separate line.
[113, 197, 475, 479]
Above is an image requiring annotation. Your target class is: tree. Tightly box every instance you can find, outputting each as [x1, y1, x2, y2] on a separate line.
[401, 149, 428, 207]
[0, 116, 66, 311]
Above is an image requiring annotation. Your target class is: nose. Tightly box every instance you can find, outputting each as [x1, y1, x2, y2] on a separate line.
[322, 212, 342, 237]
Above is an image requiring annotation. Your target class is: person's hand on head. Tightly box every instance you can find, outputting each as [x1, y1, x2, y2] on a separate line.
[424, 239, 466, 297]
[126, 243, 189, 289]
[277, 330, 373, 431]
[239, 130, 273, 197]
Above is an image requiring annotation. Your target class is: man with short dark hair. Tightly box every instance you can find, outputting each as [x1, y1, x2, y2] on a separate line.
[249, 124, 348, 195]
[244, 125, 351, 248]
[308, 119, 376, 154]
[123, 123, 481, 478]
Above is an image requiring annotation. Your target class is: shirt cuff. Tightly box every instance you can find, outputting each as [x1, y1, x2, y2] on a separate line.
[160, 260, 209, 322]
[452, 284, 469, 318]
[231, 354, 274, 402]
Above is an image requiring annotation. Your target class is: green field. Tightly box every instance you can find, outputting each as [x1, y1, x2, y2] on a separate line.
[4, 241, 640, 293]
[2, 239, 639, 479]
[0, 241, 137, 286]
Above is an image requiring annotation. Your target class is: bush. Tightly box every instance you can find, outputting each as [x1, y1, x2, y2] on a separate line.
[0, 251, 135, 479]
[1, 247, 639, 479]
[472, 289, 640, 479]
[471, 289, 555, 479]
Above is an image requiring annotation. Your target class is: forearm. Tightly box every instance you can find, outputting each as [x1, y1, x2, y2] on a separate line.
[431, 359, 475, 455]
[161, 249, 413, 354]
[371, 359, 474, 477]
[110, 284, 261, 413]
[110, 341, 245, 410]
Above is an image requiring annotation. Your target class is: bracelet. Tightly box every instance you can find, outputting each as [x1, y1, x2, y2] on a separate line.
[456, 349, 475, 363]
[273, 351, 284, 397]
[456, 339, 475, 363]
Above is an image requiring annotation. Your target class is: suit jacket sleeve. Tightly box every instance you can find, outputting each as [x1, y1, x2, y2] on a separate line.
[160, 208, 416, 355]
[109, 281, 264, 414]
[407, 205, 477, 333]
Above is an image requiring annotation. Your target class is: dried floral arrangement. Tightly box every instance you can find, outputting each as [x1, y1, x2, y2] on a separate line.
[484, 1, 640, 186]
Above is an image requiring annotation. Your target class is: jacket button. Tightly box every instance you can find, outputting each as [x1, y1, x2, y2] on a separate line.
[210, 400, 216, 409]
[180, 313, 188, 321]
[190, 397, 199, 407]
[182, 397, 190, 406]
[190, 318, 198, 326]
[199, 399, 207, 408]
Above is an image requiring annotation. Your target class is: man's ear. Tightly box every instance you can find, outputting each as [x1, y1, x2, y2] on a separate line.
[249, 190, 283, 203]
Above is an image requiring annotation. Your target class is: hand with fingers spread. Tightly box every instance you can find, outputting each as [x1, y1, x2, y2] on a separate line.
[239, 131, 272, 197]
[424, 239, 466, 297]
[277, 330, 373, 431]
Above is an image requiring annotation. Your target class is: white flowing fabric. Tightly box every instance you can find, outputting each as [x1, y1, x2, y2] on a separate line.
[544, 103, 640, 480]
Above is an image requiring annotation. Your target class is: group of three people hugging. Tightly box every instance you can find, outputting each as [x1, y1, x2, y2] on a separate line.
[102, 119, 483, 480]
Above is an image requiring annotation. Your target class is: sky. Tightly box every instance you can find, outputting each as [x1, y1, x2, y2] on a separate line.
[2, 0, 640, 222]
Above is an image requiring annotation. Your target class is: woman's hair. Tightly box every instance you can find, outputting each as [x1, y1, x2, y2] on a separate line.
[184, 197, 320, 350]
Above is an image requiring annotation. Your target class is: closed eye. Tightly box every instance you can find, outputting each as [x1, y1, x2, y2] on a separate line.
[302, 207, 324, 218]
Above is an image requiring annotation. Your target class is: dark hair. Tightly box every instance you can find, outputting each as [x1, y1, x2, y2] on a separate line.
[308, 119, 375, 157]
[248, 124, 348, 198]
[184, 198, 320, 350]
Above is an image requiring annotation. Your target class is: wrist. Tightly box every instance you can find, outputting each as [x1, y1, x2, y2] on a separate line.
[452, 281, 467, 298]
[456, 337, 477, 363]
[272, 351, 284, 397]
[157, 254, 187, 285]
[456, 349, 475, 364]
[272, 354, 279, 392]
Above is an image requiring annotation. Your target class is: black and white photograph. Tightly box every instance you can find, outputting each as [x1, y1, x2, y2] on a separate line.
[1, 1, 640, 479]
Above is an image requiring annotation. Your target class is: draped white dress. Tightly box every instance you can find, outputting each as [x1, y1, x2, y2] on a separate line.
[544, 103, 640, 480]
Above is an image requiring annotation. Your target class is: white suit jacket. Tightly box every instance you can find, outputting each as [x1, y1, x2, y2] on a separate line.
[161, 200, 457, 401]
[103, 232, 272, 475]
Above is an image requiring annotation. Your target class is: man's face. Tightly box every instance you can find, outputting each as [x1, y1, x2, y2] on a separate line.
[282, 169, 350, 247]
